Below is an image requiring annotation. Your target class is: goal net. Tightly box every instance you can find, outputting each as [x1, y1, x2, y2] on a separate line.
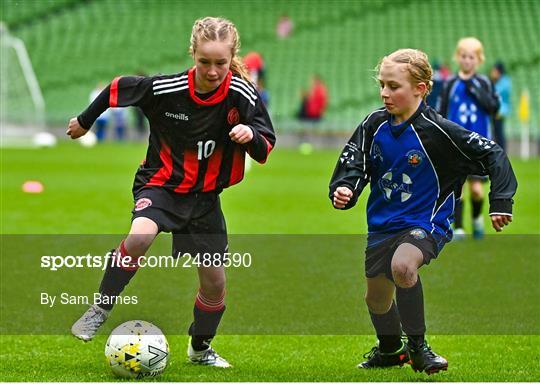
[0, 23, 46, 147]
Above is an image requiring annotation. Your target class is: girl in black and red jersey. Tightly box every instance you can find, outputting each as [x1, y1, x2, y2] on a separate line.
[68, 17, 275, 368]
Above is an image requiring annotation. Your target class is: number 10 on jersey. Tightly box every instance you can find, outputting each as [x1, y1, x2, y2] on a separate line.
[197, 140, 216, 160]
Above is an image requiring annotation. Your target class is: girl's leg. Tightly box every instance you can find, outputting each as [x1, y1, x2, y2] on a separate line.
[391, 243, 424, 347]
[187, 264, 230, 367]
[98, 217, 159, 309]
[72, 217, 158, 341]
[190, 265, 227, 350]
[365, 274, 403, 352]
[454, 183, 465, 238]
[186, 195, 230, 366]
[469, 179, 485, 239]
[391, 242, 448, 374]
[358, 274, 409, 368]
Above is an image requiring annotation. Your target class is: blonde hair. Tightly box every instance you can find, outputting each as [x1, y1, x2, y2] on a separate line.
[377, 48, 433, 100]
[189, 16, 250, 81]
[455, 37, 485, 64]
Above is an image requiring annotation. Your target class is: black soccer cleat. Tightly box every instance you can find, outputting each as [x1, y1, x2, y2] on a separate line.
[357, 342, 410, 368]
[408, 342, 448, 375]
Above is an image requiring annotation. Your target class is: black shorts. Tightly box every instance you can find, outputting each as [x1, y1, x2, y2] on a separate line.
[365, 227, 446, 280]
[132, 187, 227, 257]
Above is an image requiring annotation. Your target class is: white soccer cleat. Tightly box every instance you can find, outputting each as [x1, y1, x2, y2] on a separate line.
[187, 339, 231, 368]
[472, 216, 485, 240]
[453, 228, 466, 241]
[71, 304, 109, 341]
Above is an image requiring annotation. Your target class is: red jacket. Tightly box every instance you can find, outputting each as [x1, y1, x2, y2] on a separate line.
[306, 81, 327, 119]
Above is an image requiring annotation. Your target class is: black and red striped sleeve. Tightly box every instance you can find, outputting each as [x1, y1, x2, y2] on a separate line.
[77, 76, 153, 130]
[245, 96, 276, 164]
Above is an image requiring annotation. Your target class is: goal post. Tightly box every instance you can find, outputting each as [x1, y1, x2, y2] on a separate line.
[0, 22, 47, 147]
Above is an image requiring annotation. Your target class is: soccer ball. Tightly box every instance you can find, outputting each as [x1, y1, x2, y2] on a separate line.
[104, 320, 169, 379]
[33, 131, 57, 147]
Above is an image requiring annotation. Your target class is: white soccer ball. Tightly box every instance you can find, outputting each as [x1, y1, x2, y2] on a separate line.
[33, 132, 57, 147]
[78, 130, 97, 147]
[104, 320, 169, 379]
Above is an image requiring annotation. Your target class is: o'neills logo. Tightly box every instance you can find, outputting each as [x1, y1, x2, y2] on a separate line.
[227, 107, 240, 125]
[134, 198, 152, 211]
[165, 111, 189, 121]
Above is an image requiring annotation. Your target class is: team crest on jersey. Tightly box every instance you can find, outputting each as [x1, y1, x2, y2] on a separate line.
[134, 198, 152, 211]
[227, 107, 240, 125]
[406, 150, 424, 167]
[409, 228, 427, 240]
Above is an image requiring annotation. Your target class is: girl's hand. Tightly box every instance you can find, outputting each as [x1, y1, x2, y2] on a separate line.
[66, 117, 88, 139]
[491, 214, 512, 232]
[333, 186, 353, 209]
[229, 124, 254, 144]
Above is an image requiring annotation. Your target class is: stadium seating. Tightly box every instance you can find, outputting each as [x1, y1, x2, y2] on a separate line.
[2, 0, 538, 137]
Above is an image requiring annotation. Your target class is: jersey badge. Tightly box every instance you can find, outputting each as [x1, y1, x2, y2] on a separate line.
[409, 228, 427, 240]
[134, 198, 152, 211]
[227, 107, 240, 125]
[406, 150, 424, 167]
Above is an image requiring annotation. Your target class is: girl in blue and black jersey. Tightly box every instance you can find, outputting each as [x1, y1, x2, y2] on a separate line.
[330, 49, 516, 375]
[438, 37, 500, 239]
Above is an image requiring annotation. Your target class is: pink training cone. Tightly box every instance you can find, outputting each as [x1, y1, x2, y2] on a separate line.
[22, 181, 44, 193]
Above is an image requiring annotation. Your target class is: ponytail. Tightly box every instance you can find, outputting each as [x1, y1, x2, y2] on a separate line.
[230, 56, 251, 82]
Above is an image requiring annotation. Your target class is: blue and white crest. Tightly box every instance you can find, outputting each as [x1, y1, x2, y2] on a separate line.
[409, 228, 427, 240]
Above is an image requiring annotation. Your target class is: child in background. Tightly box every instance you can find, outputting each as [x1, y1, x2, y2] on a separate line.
[438, 37, 500, 239]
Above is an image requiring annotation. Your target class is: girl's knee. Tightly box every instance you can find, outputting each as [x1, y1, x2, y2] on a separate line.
[471, 189, 483, 200]
[124, 234, 154, 256]
[200, 276, 226, 299]
[470, 182, 484, 200]
[391, 262, 417, 288]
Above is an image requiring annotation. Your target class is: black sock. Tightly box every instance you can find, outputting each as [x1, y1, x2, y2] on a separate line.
[369, 301, 402, 353]
[396, 276, 425, 348]
[97, 247, 137, 311]
[454, 199, 463, 228]
[471, 197, 484, 219]
[189, 305, 226, 351]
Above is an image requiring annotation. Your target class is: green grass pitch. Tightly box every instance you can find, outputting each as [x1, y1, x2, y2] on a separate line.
[1, 143, 539, 381]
